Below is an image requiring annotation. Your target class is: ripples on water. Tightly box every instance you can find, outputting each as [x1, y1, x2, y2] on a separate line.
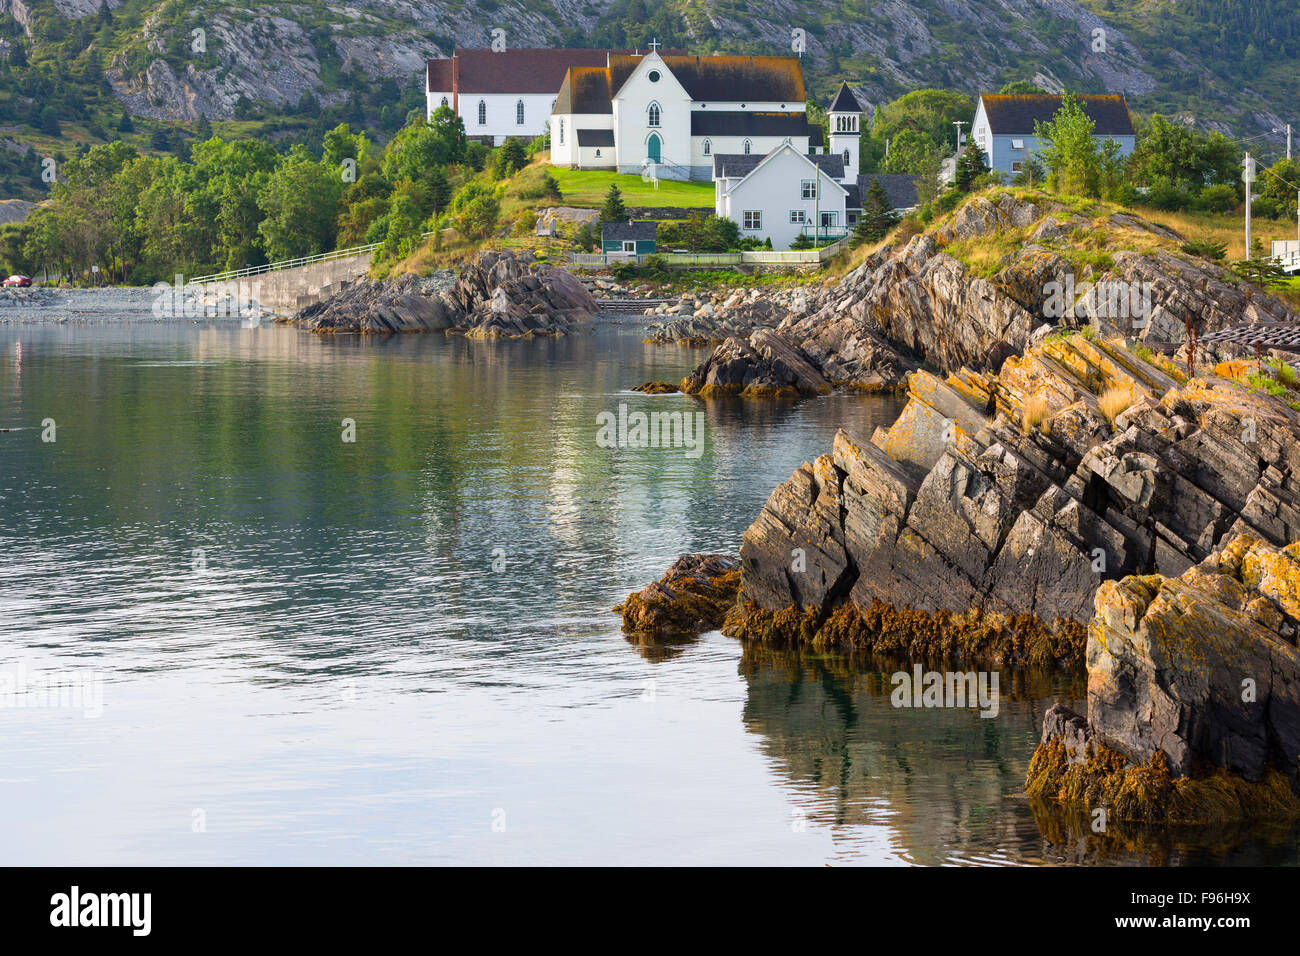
[1, 314, 1296, 865]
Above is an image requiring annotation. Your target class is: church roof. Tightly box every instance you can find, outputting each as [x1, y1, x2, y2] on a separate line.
[828, 82, 863, 113]
[555, 67, 613, 114]
[978, 94, 1134, 136]
[691, 111, 817, 138]
[576, 128, 615, 146]
[556, 54, 806, 114]
[427, 49, 615, 94]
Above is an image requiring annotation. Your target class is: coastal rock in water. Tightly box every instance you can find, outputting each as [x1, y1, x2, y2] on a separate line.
[615, 554, 741, 638]
[680, 330, 833, 398]
[1087, 535, 1300, 784]
[1025, 535, 1300, 822]
[726, 332, 1300, 664]
[293, 250, 598, 337]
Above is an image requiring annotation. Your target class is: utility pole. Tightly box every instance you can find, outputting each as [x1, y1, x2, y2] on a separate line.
[1244, 152, 1255, 259]
[1289, 123, 1293, 161]
[953, 120, 967, 153]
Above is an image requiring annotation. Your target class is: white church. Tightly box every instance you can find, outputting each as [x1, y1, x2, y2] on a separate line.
[548, 48, 819, 181]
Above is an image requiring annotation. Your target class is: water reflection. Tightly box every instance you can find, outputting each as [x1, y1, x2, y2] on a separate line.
[728, 643, 1300, 865]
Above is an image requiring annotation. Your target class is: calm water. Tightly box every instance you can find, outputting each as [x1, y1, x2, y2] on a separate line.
[1, 306, 1297, 865]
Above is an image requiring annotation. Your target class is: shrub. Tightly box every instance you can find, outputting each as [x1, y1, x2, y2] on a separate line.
[1022, 395, 1052, 434]
[1098, 387, 1135, 424]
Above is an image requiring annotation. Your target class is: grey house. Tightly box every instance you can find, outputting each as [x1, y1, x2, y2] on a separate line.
[970, 93, 1136, 176]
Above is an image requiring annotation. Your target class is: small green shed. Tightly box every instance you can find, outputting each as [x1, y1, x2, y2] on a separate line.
[601, 220, 657, 255]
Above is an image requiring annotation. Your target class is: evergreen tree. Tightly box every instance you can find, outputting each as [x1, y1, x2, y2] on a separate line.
[855, 177, 900, 244]
[954, 141, 989, 192]
[600, 183, 627, 222]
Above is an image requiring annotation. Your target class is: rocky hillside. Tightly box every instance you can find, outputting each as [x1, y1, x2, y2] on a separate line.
[290, 248, 597, 337]
[0, 0, 1295, 141]
[677, 191, 1298, 400]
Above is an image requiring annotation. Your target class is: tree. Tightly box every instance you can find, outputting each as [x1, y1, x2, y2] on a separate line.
[256, 147, 343, 261]
[855, 177, 900, 243]
[953, 141, 989, 192]
[600, 183, 627, 222]
[998, 80, 1044, 95]
[1033, 92, 1104, 198]
[492, 137, 527, 179]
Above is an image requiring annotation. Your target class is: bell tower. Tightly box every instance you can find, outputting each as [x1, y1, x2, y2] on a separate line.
[828, 82, 863, 182]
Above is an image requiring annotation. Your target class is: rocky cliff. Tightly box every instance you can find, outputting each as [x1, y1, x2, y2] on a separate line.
[291, 249, 597, 337]
[678, 192, 1298, 401]
[1027, 535, 1300, 821]
[727, 334, 1300, 655]
[9, 1, 1294, 143]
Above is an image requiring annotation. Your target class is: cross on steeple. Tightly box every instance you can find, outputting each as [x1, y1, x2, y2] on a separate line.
[648, 38, 660, 52]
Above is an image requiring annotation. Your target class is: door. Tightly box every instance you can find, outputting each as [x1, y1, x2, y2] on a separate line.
[647, 133, 662, 164]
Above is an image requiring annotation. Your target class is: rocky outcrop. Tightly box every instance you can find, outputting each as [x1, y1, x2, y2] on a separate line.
[292, 251, 597, 337]
[677, 192, 1298, 401]
[725, 332, 1300, 663]
[615, 554, 740, 639]
[1025, 535, 1300, 821]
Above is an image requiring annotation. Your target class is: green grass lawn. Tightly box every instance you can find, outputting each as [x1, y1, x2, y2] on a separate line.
[545, 166, 715, 208]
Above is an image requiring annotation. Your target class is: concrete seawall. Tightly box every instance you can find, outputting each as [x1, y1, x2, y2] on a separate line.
[198, 251, 374, 316]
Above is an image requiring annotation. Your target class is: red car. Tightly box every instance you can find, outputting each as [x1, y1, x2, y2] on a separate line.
[3, 275, 32, 288]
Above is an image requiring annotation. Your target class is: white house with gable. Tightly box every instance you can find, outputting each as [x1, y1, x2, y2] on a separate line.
[711, 83, 921, 250]
[714, 142, 849, 250]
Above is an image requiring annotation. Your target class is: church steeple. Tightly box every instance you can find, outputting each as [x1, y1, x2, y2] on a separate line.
[828, 81, 862, 182]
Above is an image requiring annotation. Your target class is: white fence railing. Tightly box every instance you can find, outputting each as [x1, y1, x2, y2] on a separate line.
[1272, 239, 1300, 274]
[190, 232, 436, 285]
[573, 237, 851, 269]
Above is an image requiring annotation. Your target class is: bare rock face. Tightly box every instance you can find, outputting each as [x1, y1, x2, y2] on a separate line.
[293, 251, 597, 337]
[677, 191, 1298, 400]
[733, 333, 1300, 648]
[1087, 535, 1300, 785]
[1025, 536, 1300, 822]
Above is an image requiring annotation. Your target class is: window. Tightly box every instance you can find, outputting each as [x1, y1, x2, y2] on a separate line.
[789, 210, 806, 224]
[648, 69, 661, 83]
[648, 102, 661, 127]
[1011, 161, 1024, 172]
[743, 210, 762, 230]
[440, 96, 449, 108]
[558, 120, 564, 145]
[477, 100, 486, 125]
[595, 148, 601, 157]
[847, 211, 858, 225]
[1011, 139, 1025, 150]
[702, 139, 711, 156]
[743, 139, 752, 155]
[623, 240, 636, 253]
[843, 149, 851, 166]
[516, 100, 525, 125]
[820, 211, 838, 228]
[801, 180, 817, 200]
